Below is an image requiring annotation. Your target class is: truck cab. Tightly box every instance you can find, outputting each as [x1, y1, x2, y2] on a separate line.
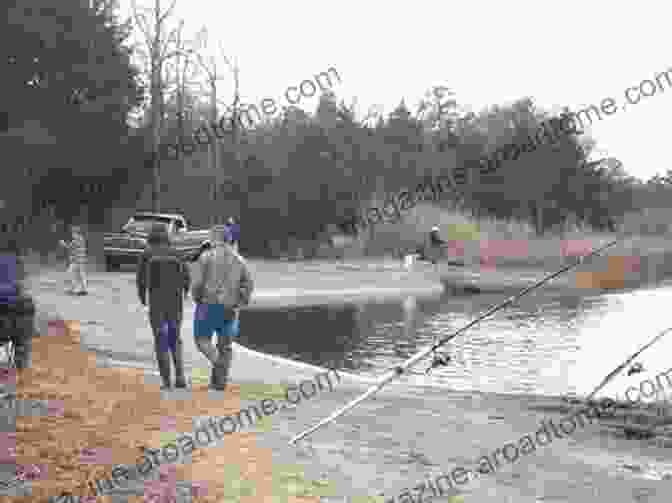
[121, 213, 186, 234]
[103, 212, 209, 271]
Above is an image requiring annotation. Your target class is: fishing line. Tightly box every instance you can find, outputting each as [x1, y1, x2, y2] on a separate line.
[289, 238, 622, 444]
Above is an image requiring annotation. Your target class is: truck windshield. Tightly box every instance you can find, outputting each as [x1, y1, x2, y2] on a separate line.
[124, 216, 172, 234]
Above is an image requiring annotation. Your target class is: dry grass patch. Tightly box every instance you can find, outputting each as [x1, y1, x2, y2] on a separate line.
[2, 319, 319, 503]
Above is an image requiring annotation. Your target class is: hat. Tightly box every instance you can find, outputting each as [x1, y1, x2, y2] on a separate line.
[210, 225, 233, 244]
[431, 226, 440, 232]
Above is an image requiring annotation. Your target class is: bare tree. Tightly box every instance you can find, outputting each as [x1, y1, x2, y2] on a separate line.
[130, 0, 197, 211]
[188, 31, 243, 220]
[190, 30, 240, 172]
[163, 20, 201, 141]
[220, 49, 242, 176]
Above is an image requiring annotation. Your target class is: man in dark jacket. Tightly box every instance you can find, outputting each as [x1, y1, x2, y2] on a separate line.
[0, 239, 34, 369]
[136, 224, 190, 389]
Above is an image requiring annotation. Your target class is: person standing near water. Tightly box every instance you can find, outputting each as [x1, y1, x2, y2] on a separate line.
[190, 225, 253, 391]
[59, 225, 88, 295]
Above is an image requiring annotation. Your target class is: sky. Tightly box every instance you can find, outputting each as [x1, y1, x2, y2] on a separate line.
[116, 0, 671, 181]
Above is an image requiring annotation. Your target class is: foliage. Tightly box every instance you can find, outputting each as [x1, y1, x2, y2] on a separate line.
[1, 0, 146, 237]
[148, 84, 651, 255]
[4, 2, 659, 256]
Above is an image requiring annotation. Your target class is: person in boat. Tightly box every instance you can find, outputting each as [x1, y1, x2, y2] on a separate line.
[429, 226, 445, 246]
[424, 225, 446, 264]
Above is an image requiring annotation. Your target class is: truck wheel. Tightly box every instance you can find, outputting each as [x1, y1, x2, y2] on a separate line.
[105, 257, 120, 272]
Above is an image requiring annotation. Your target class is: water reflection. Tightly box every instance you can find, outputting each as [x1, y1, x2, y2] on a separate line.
[391, 296, 417, 360]
[238, 303, 374, 372]
[240, 284, 672, 399]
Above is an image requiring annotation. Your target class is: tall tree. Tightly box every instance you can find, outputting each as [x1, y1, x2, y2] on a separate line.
[1, 0, 143, 238]
[130, 0, 196, 211]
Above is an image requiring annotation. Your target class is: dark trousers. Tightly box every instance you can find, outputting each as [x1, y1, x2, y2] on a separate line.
[149, 310, 185, 387]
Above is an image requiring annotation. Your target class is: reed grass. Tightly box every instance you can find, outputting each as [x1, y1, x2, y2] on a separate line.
[360, 203, 672, 266]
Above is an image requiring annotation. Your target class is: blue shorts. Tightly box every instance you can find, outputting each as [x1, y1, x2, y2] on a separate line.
[193, 304, 240, 339]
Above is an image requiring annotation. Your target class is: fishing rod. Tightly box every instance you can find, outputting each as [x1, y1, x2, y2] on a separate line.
[583, 325, 672, 404]
[289, 238, 621, 445]
[546, 324, 672, 440]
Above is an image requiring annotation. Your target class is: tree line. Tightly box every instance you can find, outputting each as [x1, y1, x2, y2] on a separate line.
[2, 0, 668, 259]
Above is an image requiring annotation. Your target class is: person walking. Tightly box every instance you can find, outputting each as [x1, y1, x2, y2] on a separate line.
[0, 239, 34, 369]
[59, 225, 88, 295]
[190, 225, 253, 391]
[226, 217, 240, 253]
[136, 224, 190, 390]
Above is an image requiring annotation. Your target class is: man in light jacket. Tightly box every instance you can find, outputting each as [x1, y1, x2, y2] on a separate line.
[59, 225, 88, 295]
[191, 225, 253, 391]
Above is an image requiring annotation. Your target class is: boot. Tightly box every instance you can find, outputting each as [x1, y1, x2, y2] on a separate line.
[209, 366, 219, 390]
[211, 359, 230, 390]
[171, 336, 187, 389]
[156, 351, 172, 389]
[11, 312, 33, 370]
[211, 337, 232, 390]
[210, 363, 228, 391]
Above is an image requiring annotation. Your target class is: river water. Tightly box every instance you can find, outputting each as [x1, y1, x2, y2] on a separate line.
[238, 278, 672, 402]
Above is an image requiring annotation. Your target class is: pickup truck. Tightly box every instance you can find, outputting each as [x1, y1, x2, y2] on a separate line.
[103, 212, 211, 271]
